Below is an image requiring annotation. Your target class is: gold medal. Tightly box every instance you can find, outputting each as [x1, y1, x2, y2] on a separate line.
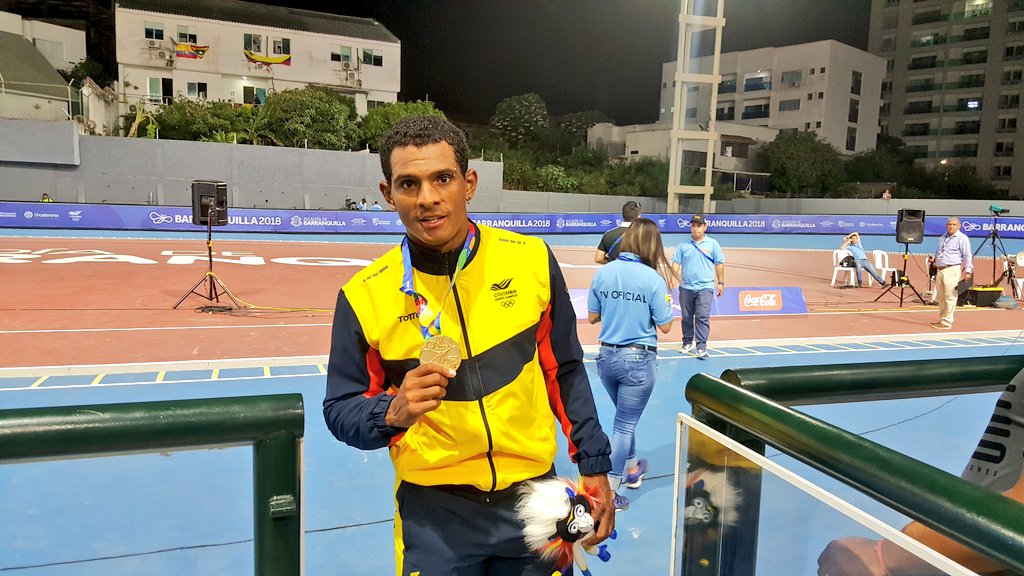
[419, 334, 461, 371]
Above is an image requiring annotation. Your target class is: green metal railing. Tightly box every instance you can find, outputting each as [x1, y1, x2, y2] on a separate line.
[686, 356, 1024, 574]
[720, 355, 1024, 405]
[0, 394, 305, 575]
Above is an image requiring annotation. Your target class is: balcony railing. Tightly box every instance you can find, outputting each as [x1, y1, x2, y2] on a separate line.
[908, 59, 940, 69]
[956, 79, 986, 88]
[943, 148, 980, 157]
[912, 12, 947, 25]
[942, 104, 983, 112]
[901, 128, 937, 137]
[741, 109, 771, 119]
[743, 81, 772, 92]
[904, 105, 935, 114]
[719, 82, 737, 94]
[910, 37, 946, 48]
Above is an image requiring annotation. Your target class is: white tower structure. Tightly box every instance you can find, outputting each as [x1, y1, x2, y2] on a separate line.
[667, 0, 725, 213]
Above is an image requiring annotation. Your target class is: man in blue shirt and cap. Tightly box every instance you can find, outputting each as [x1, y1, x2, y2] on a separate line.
[671, 214, 725, 359]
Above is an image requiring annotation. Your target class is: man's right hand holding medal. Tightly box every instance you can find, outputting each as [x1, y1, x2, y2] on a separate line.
[384, 363, 456, 428]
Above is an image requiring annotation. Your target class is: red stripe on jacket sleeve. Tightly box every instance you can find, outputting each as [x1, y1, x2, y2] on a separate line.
[537, 303, 581, 459]
[362, 347, 405, 446]
[363, 347, 387, 397]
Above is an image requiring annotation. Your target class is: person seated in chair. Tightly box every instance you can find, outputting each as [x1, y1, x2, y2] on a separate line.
[840, 233, 887, 288]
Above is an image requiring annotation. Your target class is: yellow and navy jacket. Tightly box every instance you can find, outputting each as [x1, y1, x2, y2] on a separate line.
[323, 223, 611, 492]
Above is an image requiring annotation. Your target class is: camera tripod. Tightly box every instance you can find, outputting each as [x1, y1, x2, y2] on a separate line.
[973, 212, 1021, 300]
[173, 205, 242, 310]
[875, 243, 925, 307]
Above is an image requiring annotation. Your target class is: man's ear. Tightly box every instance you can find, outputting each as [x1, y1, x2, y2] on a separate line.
[465, 168, 478, 202]
[380, 180, 397, 210]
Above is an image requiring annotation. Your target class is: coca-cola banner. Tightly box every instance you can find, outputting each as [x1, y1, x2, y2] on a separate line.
[569, 286, 807, 319]
[712, 286, 808, 316]
[3, 201, 1023, 238]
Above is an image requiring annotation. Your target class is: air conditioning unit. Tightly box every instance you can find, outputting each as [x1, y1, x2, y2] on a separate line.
[342, 61, 353, 70]
[128, 104, 138, 113]
[157, 50, 169, 59]
[346, 71, 357, 80]
[147, 39, 159, 48]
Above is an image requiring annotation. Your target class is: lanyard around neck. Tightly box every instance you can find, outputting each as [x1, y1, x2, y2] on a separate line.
[399, 222, 477, 340]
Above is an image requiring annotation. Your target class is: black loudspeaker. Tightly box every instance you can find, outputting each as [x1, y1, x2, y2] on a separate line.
[191, 180, 228, 226]
[895, 209, 925, 244]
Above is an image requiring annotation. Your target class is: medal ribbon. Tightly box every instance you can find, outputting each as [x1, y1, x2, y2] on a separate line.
[400, 222, 477, 340]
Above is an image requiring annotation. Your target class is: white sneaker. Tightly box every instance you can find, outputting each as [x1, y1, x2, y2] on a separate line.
[695, 349, 710, 359]
[682, 342, 695, 353]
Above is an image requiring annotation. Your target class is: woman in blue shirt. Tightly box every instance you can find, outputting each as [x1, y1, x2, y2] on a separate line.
[588, 218, 675, 511]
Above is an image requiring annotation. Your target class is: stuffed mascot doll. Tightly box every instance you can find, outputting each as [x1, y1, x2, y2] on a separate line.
[515, 477, 616, 576]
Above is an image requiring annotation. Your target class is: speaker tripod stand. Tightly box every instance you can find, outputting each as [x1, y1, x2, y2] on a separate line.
[973, 213, 1021, 300]
[875, 244, 925, 307]
[173, 205, 242, 310]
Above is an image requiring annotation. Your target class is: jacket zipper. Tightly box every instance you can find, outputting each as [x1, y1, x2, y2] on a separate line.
[450, 271, 498, 497]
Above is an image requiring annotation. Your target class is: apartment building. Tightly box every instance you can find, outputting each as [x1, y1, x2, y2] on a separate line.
[0, 10, 87, 72]
[660, 40, 886, 155]
[869, 0, 1024, 196]
[0, 10, 86, 120]
[114, 0, 399, 116]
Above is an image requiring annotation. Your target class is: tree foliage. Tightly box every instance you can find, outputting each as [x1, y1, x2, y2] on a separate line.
[59, 58, 116, 89]
[490, 93, 550, 147]
[844, 134, 914, 184]
[757, 131, 844, 196]
[843, 135, 1001, 199]
[260, 87, 359, 150]
[358, 100, 445, 151]
[557, 110, 612, 141]
[150, 99, 236, 141]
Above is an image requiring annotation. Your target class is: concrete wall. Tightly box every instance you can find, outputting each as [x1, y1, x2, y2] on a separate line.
[720, 198, 1024, 217]
[0, 121, 504, 208]
[2, 119, 1019, 217]
[0, 119, 79, 164]
[496, 190, 669, 214]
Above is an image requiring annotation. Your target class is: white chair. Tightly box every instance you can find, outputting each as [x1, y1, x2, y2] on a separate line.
[831, 249, 857, 287]
[871, 249, 897, 287]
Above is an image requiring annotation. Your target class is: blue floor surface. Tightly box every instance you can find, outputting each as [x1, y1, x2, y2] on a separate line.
[2, 342, 1021, 575]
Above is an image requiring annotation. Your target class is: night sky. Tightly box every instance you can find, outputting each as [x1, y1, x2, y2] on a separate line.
[8, 0, 869, 126]
[288, 1, 871, 126]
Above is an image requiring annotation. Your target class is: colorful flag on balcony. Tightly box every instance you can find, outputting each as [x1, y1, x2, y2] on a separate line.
[243, 49, 291, 66]
[175, 44, 209, 59]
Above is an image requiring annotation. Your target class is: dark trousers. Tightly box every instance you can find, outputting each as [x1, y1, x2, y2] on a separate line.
[680, 288, 714, 350]
[396, 478, 562, 576]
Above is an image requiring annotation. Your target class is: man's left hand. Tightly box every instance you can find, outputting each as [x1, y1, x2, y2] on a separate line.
[580, 473, 615, 547]
[716, 283, 724, 297]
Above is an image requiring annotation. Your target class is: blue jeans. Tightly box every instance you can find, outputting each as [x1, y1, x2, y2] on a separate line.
[596, 346, 657, 482]
[854, 258, 886, 286]
[680, 288, 713, 350]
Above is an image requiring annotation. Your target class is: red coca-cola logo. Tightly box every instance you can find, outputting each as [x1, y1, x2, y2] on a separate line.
[739, 290, 783, 311]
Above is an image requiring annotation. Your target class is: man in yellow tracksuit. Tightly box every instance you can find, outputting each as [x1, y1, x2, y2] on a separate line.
[324, 115, 613, 575]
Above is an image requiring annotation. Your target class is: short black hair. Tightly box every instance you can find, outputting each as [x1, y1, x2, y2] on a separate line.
[379, 115, 469, 183]
[622, 200, 642, 222]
